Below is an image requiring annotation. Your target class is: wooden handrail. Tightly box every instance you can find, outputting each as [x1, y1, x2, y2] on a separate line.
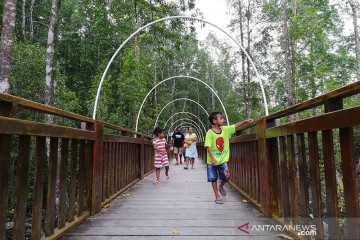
[0, 93, 95, 123]
[0, 93, 154, 138]
[100, 121, 153, 139]
[0, 93, 155, 240]
[0, 116, 96, 139]
[265, 80, 360, 121]
[197, 80, 360, 240]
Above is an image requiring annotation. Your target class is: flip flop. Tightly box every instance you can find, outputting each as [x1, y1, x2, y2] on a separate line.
[215, 199, 223, 204]
[166, 176, 171, 180]
[153, 181, 160, 184]
[183, 167, 188, 169]
[219, 189, 228, 198]
[174, 163, 179, 165]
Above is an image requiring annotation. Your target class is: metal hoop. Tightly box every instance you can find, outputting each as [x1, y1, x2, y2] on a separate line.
[136, 76, 228, 132]
[166, 118, 205, 141]
[93, 15, 269, 124]
[154, 97, 209, 128]
[171, 124, 203, 142]
[163, 112, 207, 136]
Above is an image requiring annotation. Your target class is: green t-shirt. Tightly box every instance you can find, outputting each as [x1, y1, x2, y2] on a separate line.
[204, 125, 236, 165]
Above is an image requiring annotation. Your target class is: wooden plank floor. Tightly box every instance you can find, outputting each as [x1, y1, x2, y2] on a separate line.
[62, 158, 288, 240]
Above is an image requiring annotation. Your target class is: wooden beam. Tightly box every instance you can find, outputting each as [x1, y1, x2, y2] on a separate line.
[0, 93, 94, 123]
[0, 116, 96, 139]
[265, 105, 360, 138]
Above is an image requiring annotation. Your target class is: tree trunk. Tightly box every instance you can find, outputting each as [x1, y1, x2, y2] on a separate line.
[237, 0, 247, 118]
[45, 0, 61, 124]
[290, 0, 299, 121]
[0, 0, 17, 94]
[197, 81, 200, 122]
[170, 75, 176, 127]
[281, 0, 295, 122]
[133, 0, 140, 128]
[22, 0, 26, 40]
[349, 0, 360, 80]
[134, 0, 140, 60]
[210, 60, 215, 111]
[246, 1, 252, 118]
[29, 0, 35, 42]
[154, 61, 157, 112]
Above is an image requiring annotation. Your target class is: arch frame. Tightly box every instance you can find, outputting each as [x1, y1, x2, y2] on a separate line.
[171, 124, 203, 142]
[136, 75, 228, 132]
[154, 97, 209, 128]
[167, 118, 204, 141]
[92, 15, 269, 124]
[163, 111, 207, 136]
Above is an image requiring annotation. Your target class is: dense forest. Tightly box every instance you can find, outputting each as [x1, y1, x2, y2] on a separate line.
[0, 0, 358, 134]
[0, 0, 359, 239]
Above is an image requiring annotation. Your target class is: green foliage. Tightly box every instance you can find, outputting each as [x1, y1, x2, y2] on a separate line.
[3, 0, 360, 237]
[11, 41, 46, 103]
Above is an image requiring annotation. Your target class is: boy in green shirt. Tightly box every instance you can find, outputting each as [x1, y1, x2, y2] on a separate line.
[204, 112, 253, 204]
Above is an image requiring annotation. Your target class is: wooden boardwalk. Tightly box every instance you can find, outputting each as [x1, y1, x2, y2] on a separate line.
[62, 158, 288, 240]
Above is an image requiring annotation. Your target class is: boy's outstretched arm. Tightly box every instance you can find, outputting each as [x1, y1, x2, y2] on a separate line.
[235, 118, 253, 129]
[207, 147, 217, 166]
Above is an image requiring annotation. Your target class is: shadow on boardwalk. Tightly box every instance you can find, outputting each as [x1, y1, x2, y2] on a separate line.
[62, 158, 288, 240]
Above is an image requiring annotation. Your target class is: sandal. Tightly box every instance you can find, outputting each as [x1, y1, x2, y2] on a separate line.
[215, 199, 223, 204]
[174, 163, 179, 165]
[183, 167, 188, 169]
[153, 181, 160, 184]
[219, 189, 228, 198]
[166, 176, 171, 180]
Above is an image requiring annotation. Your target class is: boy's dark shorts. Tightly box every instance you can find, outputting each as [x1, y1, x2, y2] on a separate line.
[207, 162, 230, 182]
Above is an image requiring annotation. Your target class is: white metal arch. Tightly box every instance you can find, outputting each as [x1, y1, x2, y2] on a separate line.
[169, 121, 205, 142]
[136, 76, 228, 132]
[175, 124, 203, 141]
[154, 97, 209, 128]
[169, 124, 203, 142]
[93, 15, 269, 123]
[173, 124, 202, 142]
[163, 111, 207, 136]
[166, 118, 205, 141]
[166, 117, 206, 136]
[170, 124, 203, 142]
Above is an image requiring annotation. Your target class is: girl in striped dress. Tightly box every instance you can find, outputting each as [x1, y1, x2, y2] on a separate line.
[152, 127, 170, 184]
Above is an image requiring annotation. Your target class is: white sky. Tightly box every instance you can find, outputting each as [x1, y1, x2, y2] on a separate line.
[194, 0, 232, 41]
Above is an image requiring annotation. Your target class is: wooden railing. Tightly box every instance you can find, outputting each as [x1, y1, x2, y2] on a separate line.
[198, 81, 360, 240]
[0, 94, 154, 240]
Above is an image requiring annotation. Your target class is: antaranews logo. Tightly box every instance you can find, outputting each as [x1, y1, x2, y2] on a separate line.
[237, 222, 250, 234]
[237, 223, 317, 236]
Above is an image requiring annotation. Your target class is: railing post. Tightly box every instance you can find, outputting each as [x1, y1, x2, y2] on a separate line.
[256, 118, 271, 217]
[267, 119, 281, 218]
[322, 98, 342, 239]
[140, 135, 145, 179]
[0, 101, 16, 240]
[325, 97, 359, 239]
[256, 118, 281, 218]
[92, 121, 104, 215]
[80, 122, 94, 214]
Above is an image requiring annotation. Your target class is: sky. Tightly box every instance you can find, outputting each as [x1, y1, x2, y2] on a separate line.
[193, 0, 232, 41]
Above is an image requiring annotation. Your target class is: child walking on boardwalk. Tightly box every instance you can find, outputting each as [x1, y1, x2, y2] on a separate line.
[205, 112, 253, 204]
[152, 127, 170, 184]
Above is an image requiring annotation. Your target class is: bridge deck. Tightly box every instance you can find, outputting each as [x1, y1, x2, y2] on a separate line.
[62, 158, 286, 240]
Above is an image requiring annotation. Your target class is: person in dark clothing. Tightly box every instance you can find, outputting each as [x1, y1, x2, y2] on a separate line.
[171, 127, 185, 165]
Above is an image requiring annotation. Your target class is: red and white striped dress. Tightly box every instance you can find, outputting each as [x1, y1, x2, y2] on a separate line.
[152, 138, 169, 168]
